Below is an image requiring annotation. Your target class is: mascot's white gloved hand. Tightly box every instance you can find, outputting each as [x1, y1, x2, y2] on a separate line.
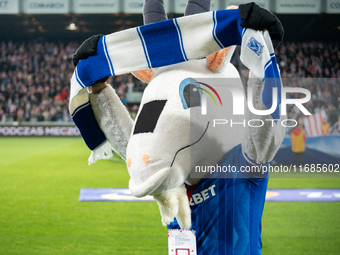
[153, 184, 191, 229]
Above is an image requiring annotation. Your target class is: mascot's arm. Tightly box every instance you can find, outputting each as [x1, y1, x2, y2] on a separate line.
[89, 85, 133, 160]
[242, 72, 286, 164]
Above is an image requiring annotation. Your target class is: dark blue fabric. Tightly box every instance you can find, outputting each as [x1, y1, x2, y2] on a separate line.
[72, 103, 106, 150]
[214, 9, 244, 48]
[139, 19, 186, 68]
[169, 144, 269, 255]
[76, 37, 113, 87]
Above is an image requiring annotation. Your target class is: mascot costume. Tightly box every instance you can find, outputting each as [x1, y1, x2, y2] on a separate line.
[69, 1, 285, 254]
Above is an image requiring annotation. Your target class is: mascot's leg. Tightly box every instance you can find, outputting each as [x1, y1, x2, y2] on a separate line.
[143, 0, 167, 24]
[153, 184, 191, 229]
[185, 0, 211, 16]
[89, 85, 133, 160]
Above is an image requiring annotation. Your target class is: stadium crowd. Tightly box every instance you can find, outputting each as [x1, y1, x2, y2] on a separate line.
[235, 41, 340, 130]
[0, 40, 145, 123]
[0, 40, 78, 122]
[0, 40, 339, 129]
[277, 41, 340, 124]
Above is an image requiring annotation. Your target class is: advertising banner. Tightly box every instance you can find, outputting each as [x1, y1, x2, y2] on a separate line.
[0, 125, 80, 137]
[225, 0, 270, 10]
[275, 0, 321, 14]
[0, 0, 19, 14]
[123, 0, 174, 14]
[326, 0, 340, 13]
[175, 0, 219, 13]
[123, 0, 144, 14]
[73, 0, 119, 14]
[23, 0, 69, 14]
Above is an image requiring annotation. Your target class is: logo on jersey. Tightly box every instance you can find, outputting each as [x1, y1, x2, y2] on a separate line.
[189, 184, 216, 206]
[247, 36, 264, 56]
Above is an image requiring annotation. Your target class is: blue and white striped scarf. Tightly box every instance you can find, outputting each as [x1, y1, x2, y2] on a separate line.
[69, 8, 281, 161]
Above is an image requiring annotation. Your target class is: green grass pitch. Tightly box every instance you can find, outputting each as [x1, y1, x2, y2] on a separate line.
[0, 137, 339, 254]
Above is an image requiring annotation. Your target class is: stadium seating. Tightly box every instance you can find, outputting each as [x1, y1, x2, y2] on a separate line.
[0, 40, 339, 125]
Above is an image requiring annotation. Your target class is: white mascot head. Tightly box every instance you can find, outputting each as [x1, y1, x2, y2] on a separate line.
[123, 2, 245, 228]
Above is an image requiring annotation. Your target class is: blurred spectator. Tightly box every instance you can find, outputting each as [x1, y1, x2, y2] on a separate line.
[126, 75, 135, 93]
[330, 115, 340, 134]
[129, 104, 139, 120]
[290, 123, 306, 165]
[321, 118, 330, 135]
[119, 94, 127, 106]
